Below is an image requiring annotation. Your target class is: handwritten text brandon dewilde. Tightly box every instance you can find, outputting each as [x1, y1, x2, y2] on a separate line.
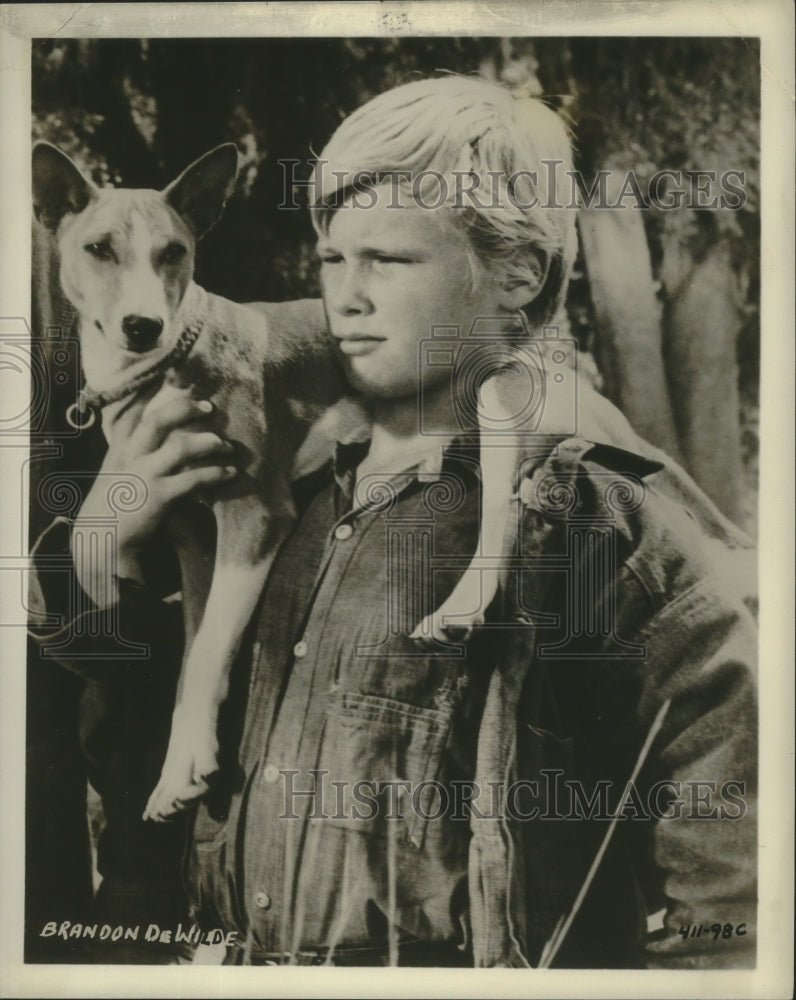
[39, 921, 238, 946]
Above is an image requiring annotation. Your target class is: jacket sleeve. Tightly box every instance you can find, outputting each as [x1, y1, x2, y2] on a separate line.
[28, 516, 185, 684]
[633, 575, 757, 969]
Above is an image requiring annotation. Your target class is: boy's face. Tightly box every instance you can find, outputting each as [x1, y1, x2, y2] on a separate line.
[317, 182, 505, 400]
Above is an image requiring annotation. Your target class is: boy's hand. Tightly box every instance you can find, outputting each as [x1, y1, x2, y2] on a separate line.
[72, 391, 236, 606]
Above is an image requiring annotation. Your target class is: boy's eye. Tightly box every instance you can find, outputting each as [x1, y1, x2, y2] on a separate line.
[316, 250, 415, 266]
[374, 255, 412, 265]
[84, 240, 114, 262]
[161, 242, 187, 266]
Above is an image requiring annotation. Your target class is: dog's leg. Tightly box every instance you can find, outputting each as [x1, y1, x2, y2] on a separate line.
[411, 375, 520, 645]
[166, 501, 215, 646]
[143, 487, 295, 821]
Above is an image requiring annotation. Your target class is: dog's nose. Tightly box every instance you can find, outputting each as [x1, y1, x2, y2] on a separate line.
[122, 315, 164, 351]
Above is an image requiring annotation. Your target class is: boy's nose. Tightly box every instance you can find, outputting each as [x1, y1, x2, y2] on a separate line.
[329, 265, 373, 316]
[122, 314, 164, 351]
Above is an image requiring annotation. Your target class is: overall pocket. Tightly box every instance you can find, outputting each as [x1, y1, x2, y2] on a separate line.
[320, 691, 453, 850]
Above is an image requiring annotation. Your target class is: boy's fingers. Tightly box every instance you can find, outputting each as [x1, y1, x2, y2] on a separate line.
[166, 463, 237, 501]
[154, 431, 233, 475]
[107, 395, 150, 440]
[134, 395, 215, 451]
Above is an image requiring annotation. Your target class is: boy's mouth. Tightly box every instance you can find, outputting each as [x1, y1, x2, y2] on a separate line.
[333, 333, 386, 356]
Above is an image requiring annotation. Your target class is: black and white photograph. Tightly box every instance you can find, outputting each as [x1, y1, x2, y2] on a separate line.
[0, 2, 793, 997]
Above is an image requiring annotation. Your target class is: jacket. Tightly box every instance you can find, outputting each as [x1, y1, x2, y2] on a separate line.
[465, 434, 757, 968]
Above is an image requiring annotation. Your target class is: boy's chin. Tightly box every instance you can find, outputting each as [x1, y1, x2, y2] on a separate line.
[340, 359, 417, 401]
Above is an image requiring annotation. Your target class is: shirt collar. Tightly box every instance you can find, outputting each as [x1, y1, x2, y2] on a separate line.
[333, 431, 482, 479]
[331, 429, 483, 514]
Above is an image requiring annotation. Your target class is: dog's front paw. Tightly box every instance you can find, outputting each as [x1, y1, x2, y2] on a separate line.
[409, 609, 485, 648]
[143, 712, 219, 822]
[410, 566, 494, 648]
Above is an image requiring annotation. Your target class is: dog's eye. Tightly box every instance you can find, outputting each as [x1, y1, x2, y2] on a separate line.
[85, 240, 114, 262]
[162, 242, 187, 266]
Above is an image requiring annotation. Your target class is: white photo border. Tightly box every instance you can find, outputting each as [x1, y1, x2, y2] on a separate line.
[1, 3, 793, 997]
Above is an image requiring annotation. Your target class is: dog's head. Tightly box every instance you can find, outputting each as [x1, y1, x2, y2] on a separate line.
[32, 142, 238, 357]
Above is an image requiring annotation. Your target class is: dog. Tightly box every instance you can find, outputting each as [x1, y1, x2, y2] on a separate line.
[31, 141, 374, 822]
[34, 140, 655, 824]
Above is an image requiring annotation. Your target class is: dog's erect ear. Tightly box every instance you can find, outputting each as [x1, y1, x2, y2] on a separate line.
[32, 142, 97, 233]
[163, 144, 239, 240]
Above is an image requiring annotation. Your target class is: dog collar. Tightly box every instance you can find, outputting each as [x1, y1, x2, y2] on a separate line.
[66, 304, 206, 430]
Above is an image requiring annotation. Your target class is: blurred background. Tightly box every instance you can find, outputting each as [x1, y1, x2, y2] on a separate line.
[31, 35, 760, 532]
[27, 36, 760, 960]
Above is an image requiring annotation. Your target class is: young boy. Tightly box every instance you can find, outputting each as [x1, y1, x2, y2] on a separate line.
[30, 76, 756, 968]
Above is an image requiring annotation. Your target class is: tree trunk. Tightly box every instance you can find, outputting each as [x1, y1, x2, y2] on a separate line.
[659, 215, 745, 525]
[578, 201, 682, 459]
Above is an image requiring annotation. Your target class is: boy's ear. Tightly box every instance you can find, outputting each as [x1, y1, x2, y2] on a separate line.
[163, 143, 239, 240]
[496, 249, 551, 311]
[32, 142, 98, 233]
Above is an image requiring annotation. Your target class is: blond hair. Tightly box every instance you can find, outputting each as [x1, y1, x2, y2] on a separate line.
[310, 75, 577, 328]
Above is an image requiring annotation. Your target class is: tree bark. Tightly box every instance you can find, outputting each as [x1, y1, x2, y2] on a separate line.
[578, 201, 682, 460]
[659, 215, 745, 525]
